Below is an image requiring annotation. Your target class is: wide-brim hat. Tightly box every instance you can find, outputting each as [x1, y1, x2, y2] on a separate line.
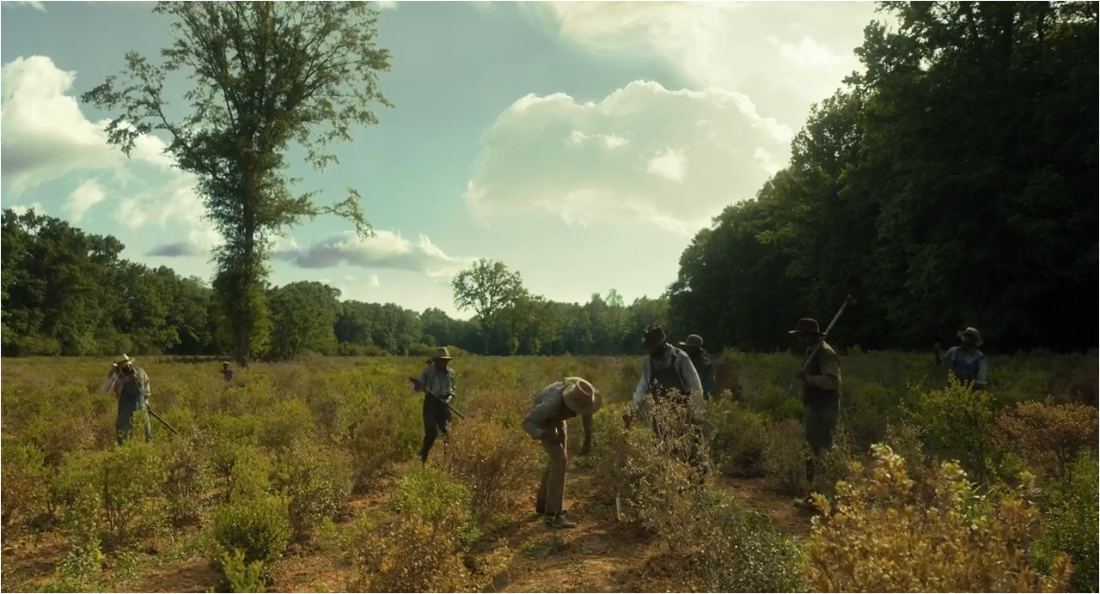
[958, 327, 984, 348]
[431, 347, 453, 360]
[642, 325, 667, 349]
[114, 354, 133, 365]
[562, 377, 600, 416]
[679, 334, 704, 349]
[788, 318, 823, 336]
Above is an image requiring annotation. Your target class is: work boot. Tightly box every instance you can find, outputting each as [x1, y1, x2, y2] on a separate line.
[543, 513, 576, 529]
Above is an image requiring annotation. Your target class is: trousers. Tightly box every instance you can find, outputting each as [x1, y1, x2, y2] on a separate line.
[116, 389, 152, 445]
[803, 403, 840, 482]
[537, 424, 568, 515]
[419, 394, 453, 461]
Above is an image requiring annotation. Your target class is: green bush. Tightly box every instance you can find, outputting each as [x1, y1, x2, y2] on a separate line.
[211, 443, 273, 503]
[212, 496, 293, 566]
[912, 377, 995, 482]
[349, 465, 511, 592]
[1033, 455, 1099, 593]
[1, 439, 51, 538]
[708, 400, 769, 478]
[160, 434, 214, 527]
[692, 492, 805, 592]
[219, 548, 266, 593]
[272, 440, 353, 539]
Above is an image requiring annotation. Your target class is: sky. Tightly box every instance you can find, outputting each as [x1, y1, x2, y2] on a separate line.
[0, 0, 884, 319]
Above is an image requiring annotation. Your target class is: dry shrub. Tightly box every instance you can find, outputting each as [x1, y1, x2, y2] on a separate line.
[991, 398, 1098, 482]
[708, 399, 769, 477]
[350, 465, 512, 592]
[804, 444, 1070, 592]
[437, 416, 534, 525]
[763, 418, 809, 497]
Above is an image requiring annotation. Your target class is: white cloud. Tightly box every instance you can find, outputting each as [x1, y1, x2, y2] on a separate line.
[1, 1, 46, 11]
[7, 202, 46, 216]
[1, 56, 121, 196]
[1, 55, 221, 252]
[525, 2, 880, 128]
[65, 179, 106, 221]
[377, 1, 397, 10]
[646, 148, 686, 182]
[273, 230, 473, 278]
[368, 274, 381, 287]
[464, 80, 792, 236]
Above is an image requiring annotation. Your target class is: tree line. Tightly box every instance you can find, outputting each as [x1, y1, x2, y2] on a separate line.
[0, 209, 672, 358]
[669, 1, 1097, 354]
[3, 2, 1094, 360]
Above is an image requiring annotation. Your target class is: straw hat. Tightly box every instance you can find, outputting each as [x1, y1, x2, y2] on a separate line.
[114, 354, 134, 366]
[431, 347, 453, 360]
[958, 327, 984, 348]
[562, 377, 600, 416]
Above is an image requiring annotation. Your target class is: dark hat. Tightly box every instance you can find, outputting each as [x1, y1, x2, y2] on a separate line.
[789, 318, 823, 336]
[679, 334, 704, 349]
[642, 325, 667, 349]
[431, 347, 453, 360]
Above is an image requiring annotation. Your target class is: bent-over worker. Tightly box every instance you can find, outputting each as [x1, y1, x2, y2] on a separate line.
[523, 377, 601, 529]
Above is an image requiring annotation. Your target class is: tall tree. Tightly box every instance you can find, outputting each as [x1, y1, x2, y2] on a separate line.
[82, 1, 392, 367]
[451, 259, 524, 354]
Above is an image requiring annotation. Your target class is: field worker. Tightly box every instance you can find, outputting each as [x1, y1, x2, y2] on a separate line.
[533, 381, 594, 470]
[410, 347, 457, 463]
[221, 361, 234, 383]
[523, 377, 601, 529]
[103, 354, 153, 445]
[790, 318, 842, 503]
[632, 325, 709, 473]
[679, 334, 716, 401]
[934, 327, 989, 389]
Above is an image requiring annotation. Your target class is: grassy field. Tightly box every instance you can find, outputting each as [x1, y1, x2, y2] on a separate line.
[1, 350, 1097, 593]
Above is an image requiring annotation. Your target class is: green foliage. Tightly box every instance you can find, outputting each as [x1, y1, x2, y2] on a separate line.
[96, 441, 168, 546]
[708, 399, 769, 477]
[1033, 456, 1099, 593]
[669, 0, 1097, 353]
[160, 434, 215, 527]
[272, 441, 353, 539]
[219, 549, 266, 593]
[1, 440, 51, 538]
[82, 1, 393, 365]
[693, 496, 805, 592]
[912, 377, 995, 482]
[212, 496, 293, 566]
[350, 465, 513, 592]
